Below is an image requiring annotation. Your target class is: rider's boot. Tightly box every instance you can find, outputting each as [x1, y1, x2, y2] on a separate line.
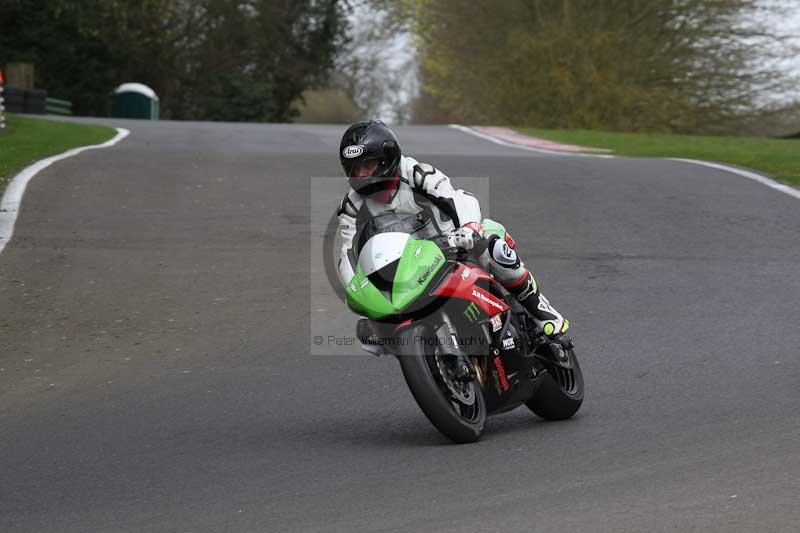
[503, 271, 569, 337]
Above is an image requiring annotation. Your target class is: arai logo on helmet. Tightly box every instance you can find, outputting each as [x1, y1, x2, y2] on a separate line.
[342, 145, 364, 159]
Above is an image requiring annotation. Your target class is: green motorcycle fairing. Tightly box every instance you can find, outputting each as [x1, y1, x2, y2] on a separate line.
[346, 236, 445, 320]
[480, 218, 506, 240]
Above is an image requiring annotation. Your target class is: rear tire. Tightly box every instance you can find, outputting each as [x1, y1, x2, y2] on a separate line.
[526, 344, 584, 420]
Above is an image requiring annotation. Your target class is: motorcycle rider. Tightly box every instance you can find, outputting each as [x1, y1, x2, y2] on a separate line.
[335, 120, 569, 337]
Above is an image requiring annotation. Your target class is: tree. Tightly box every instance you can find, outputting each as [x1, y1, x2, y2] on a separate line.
[0, 0, 349, 121]
[404, 0, 800, 133]
[333, 0, 419, 124]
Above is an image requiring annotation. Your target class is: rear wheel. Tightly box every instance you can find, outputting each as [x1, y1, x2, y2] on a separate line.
[525, 340, 584, 420]
[398, 347, 486, 443]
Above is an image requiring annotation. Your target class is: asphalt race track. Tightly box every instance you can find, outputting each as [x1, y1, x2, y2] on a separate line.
[1, 119, 799, 532]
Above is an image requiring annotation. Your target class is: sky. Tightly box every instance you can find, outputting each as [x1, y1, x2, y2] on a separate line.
[770, 2, 800, 74]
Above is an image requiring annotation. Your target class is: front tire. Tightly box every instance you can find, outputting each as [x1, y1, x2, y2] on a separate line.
[397, 326, 486, 443]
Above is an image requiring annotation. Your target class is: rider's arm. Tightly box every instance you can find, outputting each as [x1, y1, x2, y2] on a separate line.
[336, 190, 361, 288]
[404, 156, 482, 226]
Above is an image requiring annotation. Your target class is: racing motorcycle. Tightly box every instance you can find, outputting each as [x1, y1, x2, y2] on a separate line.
[346, 216, 584, 443]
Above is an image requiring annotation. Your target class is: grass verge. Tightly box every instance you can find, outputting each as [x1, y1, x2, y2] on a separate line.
[518, 128, 800, 186]
[0, 114, 117, 196]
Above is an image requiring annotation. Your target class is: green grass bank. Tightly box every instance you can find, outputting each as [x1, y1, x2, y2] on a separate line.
[519, 128, 800, 186]
[0, 114, 116, 196]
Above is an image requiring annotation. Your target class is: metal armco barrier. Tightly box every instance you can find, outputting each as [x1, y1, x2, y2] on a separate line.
[46, 97, 73, 115]
[45, 96, 72, 115]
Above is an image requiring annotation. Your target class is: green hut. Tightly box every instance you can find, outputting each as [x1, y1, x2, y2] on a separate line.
[111, 83, 159, 119]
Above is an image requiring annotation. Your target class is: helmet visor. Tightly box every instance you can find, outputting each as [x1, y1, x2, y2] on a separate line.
[348, 173, 396, 197]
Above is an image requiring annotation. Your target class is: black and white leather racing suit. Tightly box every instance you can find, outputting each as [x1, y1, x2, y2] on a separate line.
[336, 155, 568, 335]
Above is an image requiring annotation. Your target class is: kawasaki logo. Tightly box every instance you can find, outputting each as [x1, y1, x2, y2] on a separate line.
[417, 255, 442, 285]
[471, 289, 504, 311]
[342, 145, 364, 158]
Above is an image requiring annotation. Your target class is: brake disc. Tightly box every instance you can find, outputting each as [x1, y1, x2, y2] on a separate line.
[434, 354, 475, 405]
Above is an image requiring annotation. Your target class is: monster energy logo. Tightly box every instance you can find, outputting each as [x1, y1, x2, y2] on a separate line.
[463, 302, 480, 322]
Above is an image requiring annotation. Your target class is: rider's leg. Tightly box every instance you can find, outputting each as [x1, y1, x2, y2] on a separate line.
[500, 267, 569, 336]
[479, 219, 569, 336]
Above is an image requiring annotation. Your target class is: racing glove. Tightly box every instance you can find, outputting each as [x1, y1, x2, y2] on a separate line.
[446, 223, 484, 250]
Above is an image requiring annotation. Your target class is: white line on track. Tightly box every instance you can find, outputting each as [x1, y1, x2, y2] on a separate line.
[448, 124, 617, 158]
[0, 127, 130, 256]
[450, 124, 799, 201]
[669, 158, 800, 201]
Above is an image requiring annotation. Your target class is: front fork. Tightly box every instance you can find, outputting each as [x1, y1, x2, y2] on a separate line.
[432, 313, 477, 382]
[355, 313, 478, 382]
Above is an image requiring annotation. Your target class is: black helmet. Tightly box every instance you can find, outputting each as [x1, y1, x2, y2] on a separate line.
[340, 120, 402, 200]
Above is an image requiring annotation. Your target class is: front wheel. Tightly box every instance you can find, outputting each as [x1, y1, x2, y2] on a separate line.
[525, 341, 584, 420]
[397, 326, 486, 443]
